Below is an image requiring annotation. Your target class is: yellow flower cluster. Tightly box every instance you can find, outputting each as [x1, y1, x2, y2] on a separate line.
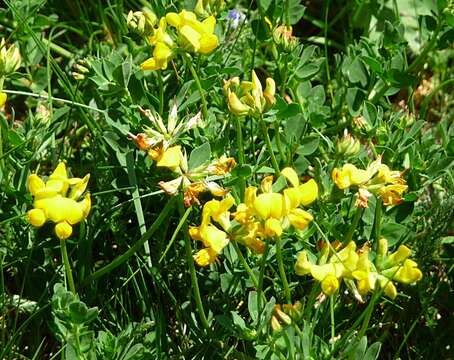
[140, 10, 218, 71]
[190, 167, 318, 266]
[27, 163, 91, 240]
[295, 238, 422, 299]
[224, 70, 276, 117]
[332, 157, 408, 207]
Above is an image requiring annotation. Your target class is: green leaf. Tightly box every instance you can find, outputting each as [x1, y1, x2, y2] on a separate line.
[296, 63, 321, 80]
[188, 142, 211, 170]
[288, 1, 306, 25]
[346, 88, 366, 116]
[381, 223, 407, 246]
[69, 301, 89, 324]
[248, 291, 258, 322]
[363, 342, 382, 360]
[297, 136, 319, 155]
[258, 0, 273, 12]
[346, 58, 368, 86]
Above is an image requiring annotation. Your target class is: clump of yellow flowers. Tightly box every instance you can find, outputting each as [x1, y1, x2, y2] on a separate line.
[134, 8, 219, 71]
[27, 163, 91, 240]
[190, 167, 318, 266]
[332, 156, 408, 207]
[224, 70, 276, 117]
[295, 238, 422, 299]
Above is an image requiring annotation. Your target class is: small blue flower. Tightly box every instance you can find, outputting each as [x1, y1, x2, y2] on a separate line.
[227, 9, 245, 30]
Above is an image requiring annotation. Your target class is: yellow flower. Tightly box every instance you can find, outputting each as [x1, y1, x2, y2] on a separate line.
[332, 164, 370, 189]
[166, 10, 218, 54]
[295, 242, 359, 296]
[190, 196, 234, 266]
[0, 92, 6, 107]
[27, 162, 91, 240]
[156, 145, 183, 170]
[224, 70, 276, 117]
[333, 158, 408, 207]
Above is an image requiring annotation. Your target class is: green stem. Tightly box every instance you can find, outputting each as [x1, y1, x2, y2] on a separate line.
[232, 242, 258, 288]
[330, 295, 335, 351]
[343, 207, 362, 245]
[257, 244, 270, 311]
[184, 53, 208, 120]
[275, 237, 291, 303]
[258, 114, 280, 176]
[179, 198, 210, 332]
[82, 197, 176, 286]
[374, 198, 382, 243]
[60, 240, 76, 294]
[235, 116, 246, 198]
[274, 122, 286, 165]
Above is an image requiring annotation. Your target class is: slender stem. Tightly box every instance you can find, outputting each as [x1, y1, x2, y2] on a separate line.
[258, 114, 280, 176]
[275, 237, 291, 303]
[1, 89, 105, 113]
[179, 197, 210, 331]
[274, 122, 286, 165]
[374, 198, 382, 243]
[235, 116, 246, 198]
[232, 242, 258, 288]
[257, 244, 270, 311]
[184, 53, 208, 120]
[60, 240, 76, 294]
[158, 71, 164, 115]
[330, 295, 335, 351]
[343, 207, 362, 245]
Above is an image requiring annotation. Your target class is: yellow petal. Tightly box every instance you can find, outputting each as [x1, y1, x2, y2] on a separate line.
[156, 145, 182, 169]
[200, 224, 229, 253]
[385, 245, 411, 267]
[202, 16, 216, 34]
[321, 274, 339, 295]
[332, 168, 350, 189]
[141, 57, 160, 71]
[166, 12, 181, 28]
[180, 25, 201, 50]
[288, 208, 313, 230]
[295, 251, 311, 276]
[263, 78, 276, 107]
[253, 193, 283, 220]
[299, 179, 318, 206]
[154, 42, 172, 61]
[198, 34, 218, 54]
[28, 209, 46, 227]
[28, 174, 45, 195]
[68, 174, 90, 200]
[55, 221, 73, 240]
[49, 162, 68, 180]
[0, 92, 7, 107]
[281, 167, 299, 187]
[228, 92, 250, 116]
[264, 218, 282, 237]
[194, 247, 218, 266]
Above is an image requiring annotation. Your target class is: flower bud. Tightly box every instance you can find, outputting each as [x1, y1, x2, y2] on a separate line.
[127, 9, 157, 36]
[273, 25, 298, 52]
[335, 131, 360, 157]
[0, 39, 21, 76]
[55, 221, 73, 240]
[263, 78, 276, 109]
[270, 315, 282, 333]
[274, 305, 292, 325]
